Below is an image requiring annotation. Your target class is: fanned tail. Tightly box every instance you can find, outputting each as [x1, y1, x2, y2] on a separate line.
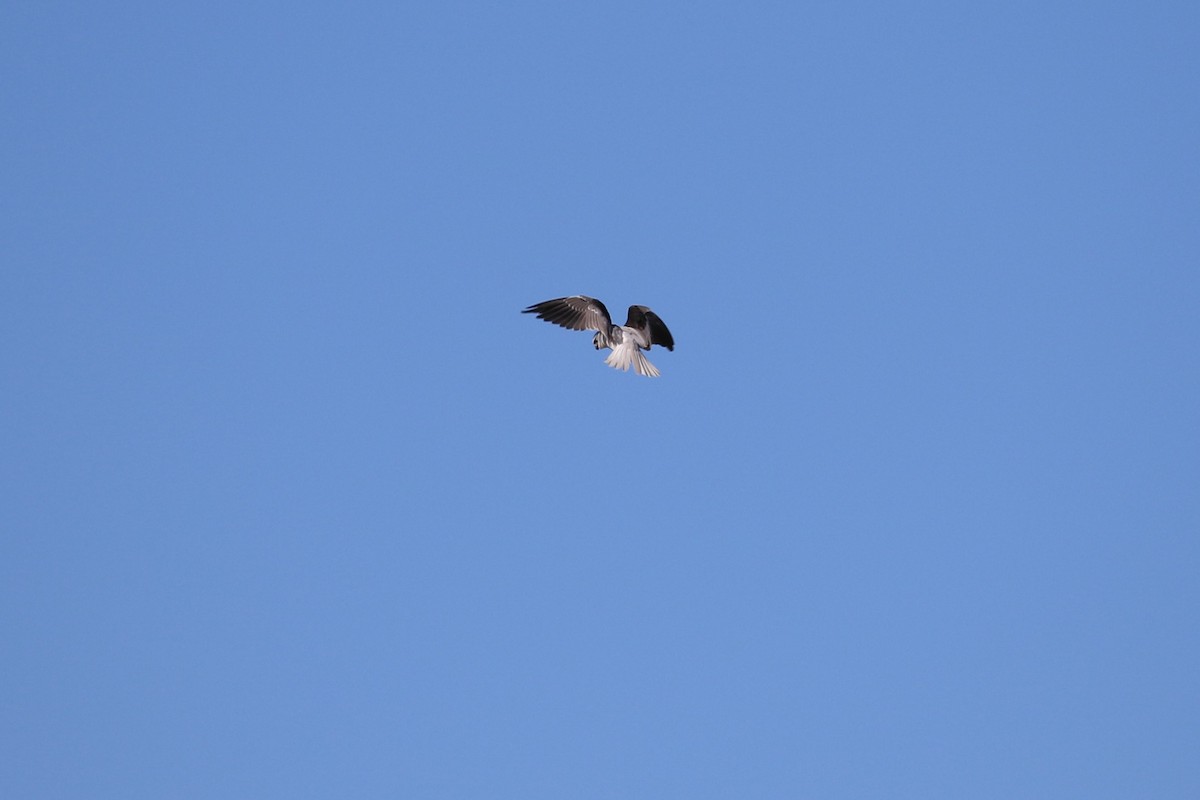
[632, 349, 660, 377]
[604, 341, 660, 377]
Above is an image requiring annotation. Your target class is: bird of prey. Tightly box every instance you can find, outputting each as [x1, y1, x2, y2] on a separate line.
[522, 295, 675, 377]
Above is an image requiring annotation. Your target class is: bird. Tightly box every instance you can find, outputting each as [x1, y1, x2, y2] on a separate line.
[522, 295, 675, 377]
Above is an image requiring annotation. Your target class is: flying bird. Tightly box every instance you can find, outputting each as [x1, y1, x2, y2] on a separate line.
[522, 295, 675, 377]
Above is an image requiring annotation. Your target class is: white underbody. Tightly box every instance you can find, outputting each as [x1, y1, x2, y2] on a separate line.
[595, 325, 660, 377]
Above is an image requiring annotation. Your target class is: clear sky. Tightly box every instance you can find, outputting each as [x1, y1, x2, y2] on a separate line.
[2, 2, 1197, 797]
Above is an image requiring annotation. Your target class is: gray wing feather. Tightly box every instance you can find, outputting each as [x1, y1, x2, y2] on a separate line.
[523, 296, 613, 333]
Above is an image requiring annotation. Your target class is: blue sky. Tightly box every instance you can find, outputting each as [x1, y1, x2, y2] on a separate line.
[2, 2, 1197, 797]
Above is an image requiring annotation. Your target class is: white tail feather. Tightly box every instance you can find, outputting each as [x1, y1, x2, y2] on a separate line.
[604, 341, 660, 377]
[633, 349, 660, 377]
[604, 341, 634, 371]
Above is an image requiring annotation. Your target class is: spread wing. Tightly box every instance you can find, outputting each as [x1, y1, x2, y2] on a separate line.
[522, 296, 612, 333]
[625, 305, 674, 351]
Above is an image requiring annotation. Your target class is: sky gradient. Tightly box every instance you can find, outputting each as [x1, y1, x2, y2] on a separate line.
[3, 2, 1198, 797]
